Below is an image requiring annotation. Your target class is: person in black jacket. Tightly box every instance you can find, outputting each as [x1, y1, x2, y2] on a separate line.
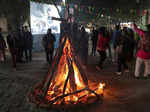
[78, 27, 89, 67]
[42, 28, 56, 64]
[116, 27, 130, 75]
[7, 31, 17, 71]
[0, 28, 6, 61]
[91, 28, 98, 56]
[23, 26, 33, 62]
[16, 28, 25, 63]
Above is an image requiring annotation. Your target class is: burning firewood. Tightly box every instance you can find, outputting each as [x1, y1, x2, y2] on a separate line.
[29, 35, 105, 108]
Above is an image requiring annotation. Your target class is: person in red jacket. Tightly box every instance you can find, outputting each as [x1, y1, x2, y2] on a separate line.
[96, 27, 109, 70]
[133, 23, 150, 78]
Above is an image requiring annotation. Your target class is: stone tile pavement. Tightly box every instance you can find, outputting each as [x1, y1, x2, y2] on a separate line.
[0, 52, 150, 112]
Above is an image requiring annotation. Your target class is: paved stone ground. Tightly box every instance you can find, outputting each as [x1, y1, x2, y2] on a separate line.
[0, 52, 150, 112]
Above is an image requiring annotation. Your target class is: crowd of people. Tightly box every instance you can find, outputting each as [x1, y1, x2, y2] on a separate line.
[0, 22, 150, 79]
[0, 26, 33, 71]
[91, 23, 150, 78]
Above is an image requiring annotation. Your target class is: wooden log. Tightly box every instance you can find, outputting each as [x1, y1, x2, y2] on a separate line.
[73, 57, 89, 86]
[62, 57, 71, 95]
[63, 56, 77, 94]
[42, 36, 67, 97]
[68, 36, 88, 86]
[67, 57, 76, 92]
[49, 88, 88, 104]
[49, 86, 102, 105]
[50, 0, 62, 18]
[86, 88, 101, 100]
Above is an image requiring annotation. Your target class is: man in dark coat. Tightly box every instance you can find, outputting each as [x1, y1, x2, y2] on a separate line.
[116, 28, 130, 74]
[0, 27, 6, 61]
[42, 28, 56, 64]
[7, 31, 17, 70]
[23, 26, 33, 62]
[91, 28, 98, 56]
[112, 25, 121, 62]
[78, 27, 89, 67]
[15, 28, 25, 63]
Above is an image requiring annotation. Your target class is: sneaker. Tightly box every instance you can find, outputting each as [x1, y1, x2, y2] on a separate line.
[116, 72, 121, 75]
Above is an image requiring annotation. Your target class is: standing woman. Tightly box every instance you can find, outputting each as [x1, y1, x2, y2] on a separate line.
[96, 27, 109, 70]
[91, 28, 98, 56]
[133, 23, 150, 78]
[7, 30, 17, 71]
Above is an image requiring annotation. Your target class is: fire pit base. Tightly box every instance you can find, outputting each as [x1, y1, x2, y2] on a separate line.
[27, 83, 103, 110]
[27, 36, 105, 111]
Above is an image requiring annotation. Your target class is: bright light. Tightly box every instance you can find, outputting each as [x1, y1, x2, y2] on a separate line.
[120, 22, 132, 28]
[85, 28, 90, 33]
[62, 0, 65, 5]
[30, 1, 61, 34]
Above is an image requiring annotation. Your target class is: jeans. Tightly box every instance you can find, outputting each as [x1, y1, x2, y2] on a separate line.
[91, 42, 97, 56]
[98, 50, 106, 67]
[45, 48, 54, 64]
[25, 48, 32, 62]
[135, 57, 150, 77]
[10, 48, 17, 68]
[17, 47, 24, 61]
[117, 55, 128, 72]
[107, 44, 112, 60]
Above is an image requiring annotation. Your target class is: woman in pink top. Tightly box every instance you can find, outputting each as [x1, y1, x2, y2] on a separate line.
[133, 24, 150, 78]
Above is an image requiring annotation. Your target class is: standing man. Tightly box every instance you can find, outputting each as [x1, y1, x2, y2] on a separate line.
[112, 25, 121, 63]
[0, 27, 6, 61]
[7, 30, 17, 71]
[16, 28, 25, 63]
[91, 28, 98, 56]
[78, 27, 89, 68]
[24, 26, 33, 62]
[42, 28, 56, 65]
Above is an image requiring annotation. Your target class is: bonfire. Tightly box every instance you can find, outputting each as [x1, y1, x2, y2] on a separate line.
[29, 35, 105, 108]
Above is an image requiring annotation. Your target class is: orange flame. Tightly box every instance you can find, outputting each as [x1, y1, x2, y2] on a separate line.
[46, 38, 105, 104]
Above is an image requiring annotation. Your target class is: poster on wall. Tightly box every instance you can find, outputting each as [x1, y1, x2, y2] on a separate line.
[30, 1, 61, 35]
